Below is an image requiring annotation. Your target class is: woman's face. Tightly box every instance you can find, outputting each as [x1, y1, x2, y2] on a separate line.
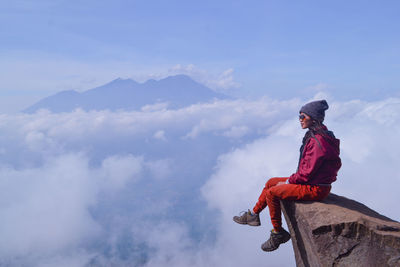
[299, 112, 313, 129]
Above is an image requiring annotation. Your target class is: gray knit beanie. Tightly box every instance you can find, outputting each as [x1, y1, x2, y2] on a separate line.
[299, 100, 329, 122]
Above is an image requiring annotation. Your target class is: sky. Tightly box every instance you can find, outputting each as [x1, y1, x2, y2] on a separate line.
[1, 0, 400, 113]
[1, 1, 400, 266]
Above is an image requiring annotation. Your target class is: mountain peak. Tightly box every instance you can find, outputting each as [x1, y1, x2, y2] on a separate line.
[162, 74, 192, 81]
[106, 77, 138, 86]
[143, 74, 193, 85]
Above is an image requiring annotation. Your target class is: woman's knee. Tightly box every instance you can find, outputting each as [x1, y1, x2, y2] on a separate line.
[265, 177, 276, 187]
[265, 177, 285, 188]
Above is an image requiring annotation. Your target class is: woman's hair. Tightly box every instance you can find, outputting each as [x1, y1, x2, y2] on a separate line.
[308, 119, 336, 142]
[309, 119, 325, 133]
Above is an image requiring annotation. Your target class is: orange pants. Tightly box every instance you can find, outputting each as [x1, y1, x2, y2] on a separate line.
[253, 177, 331, 231]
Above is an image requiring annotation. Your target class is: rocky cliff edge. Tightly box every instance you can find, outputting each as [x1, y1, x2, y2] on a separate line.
[281, 193, 400, 267]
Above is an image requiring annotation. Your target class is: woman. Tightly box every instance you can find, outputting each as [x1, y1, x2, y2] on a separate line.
[233, 100, 342, 252]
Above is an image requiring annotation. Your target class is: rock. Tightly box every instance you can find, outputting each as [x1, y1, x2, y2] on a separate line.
[281, 193, 400, 267]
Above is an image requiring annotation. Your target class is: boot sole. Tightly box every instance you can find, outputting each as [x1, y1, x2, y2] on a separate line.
[261, 234, 291, 252]
[262, 238, 290, 251]
[233, 217, 261, 226]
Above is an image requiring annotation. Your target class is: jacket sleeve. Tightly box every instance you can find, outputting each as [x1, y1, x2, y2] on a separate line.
[288, 137, 326, 184]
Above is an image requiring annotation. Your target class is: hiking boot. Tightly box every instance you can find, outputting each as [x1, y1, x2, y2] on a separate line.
[261, 228, 291, 252]
[233, 210, 261, 226]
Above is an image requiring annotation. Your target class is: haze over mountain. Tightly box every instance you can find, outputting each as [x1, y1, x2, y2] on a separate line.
[24, 75, 229, 113]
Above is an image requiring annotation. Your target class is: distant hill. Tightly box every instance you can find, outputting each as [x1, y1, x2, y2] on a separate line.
[24, 75, 230, 113]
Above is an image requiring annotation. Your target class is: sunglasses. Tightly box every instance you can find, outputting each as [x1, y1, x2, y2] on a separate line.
[299, 114, 306, 120]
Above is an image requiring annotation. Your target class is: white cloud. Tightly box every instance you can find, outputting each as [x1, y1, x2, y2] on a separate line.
[142, 103, 169, 112]
[139, 222, 200, 267]
[0, 97, 399, 266]
[221, 125, 249, 138]
[0, 151, 153, 265]
[98, 154, 144, 191]
[153, 130, 166, 141]
[145, 159, 172, 180]
[0, 153, 99, 258]
[169, 64, 241, 91]
[141, 64, 241, 92]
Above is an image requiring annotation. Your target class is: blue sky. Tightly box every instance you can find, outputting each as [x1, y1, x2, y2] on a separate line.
[1, 2, 400, 265]
[1, 0, 400, 111]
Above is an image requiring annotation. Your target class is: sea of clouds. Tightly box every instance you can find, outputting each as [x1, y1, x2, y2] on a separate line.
[0, 96, 399, 266]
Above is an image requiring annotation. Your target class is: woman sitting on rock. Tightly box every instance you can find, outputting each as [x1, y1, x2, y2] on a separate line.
[233, 100, 342, 252]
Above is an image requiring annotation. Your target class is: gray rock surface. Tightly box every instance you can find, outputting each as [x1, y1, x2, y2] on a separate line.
[281, 193, 400, 267]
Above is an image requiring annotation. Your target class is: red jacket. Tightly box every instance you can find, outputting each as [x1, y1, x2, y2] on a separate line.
[288, 129, 341, 185]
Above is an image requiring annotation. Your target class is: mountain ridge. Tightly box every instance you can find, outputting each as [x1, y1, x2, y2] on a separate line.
[24, 75, 229, 113]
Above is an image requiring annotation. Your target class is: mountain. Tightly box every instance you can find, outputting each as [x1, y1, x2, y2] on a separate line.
[24, 75, 229, 113]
